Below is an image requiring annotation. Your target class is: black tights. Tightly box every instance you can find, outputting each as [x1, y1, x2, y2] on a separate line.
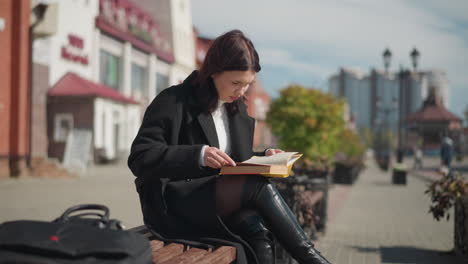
[215, 175, 250, 218]
[215, 175, 270, 225]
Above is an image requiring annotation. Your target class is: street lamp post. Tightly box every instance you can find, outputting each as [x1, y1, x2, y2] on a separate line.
[410, 48, 420, 71]
[381, 47, 421, 163]
[383, 48, 392, 74]
[373, 96, 398, 170]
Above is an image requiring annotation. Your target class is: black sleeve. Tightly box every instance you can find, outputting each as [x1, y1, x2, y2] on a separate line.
[253, 150, 268, 156]
[127, 90, 205, 179]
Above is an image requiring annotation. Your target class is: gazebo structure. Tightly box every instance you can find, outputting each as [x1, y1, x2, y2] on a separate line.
[406, 87, 462, 153]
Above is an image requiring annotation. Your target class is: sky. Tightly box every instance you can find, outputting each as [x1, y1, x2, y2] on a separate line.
[191, 0, 468, 120]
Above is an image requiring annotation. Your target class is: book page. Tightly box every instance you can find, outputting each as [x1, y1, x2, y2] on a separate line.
[287, 154, 302, 166]
[240, 152, 298, 166]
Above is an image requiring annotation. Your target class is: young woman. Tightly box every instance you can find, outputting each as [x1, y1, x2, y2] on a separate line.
[128, 29, 330, 264]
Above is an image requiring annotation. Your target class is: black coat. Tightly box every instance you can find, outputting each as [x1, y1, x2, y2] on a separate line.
[128, 71, 262, 263]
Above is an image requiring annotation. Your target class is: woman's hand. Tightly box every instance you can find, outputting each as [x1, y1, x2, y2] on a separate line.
[204, 147, 236, 168]
[265, 149, 285, 156]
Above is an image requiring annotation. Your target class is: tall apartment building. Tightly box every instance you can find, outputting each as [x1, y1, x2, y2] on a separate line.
[329, 68, 372, 130]
[329, 67, 450, 135]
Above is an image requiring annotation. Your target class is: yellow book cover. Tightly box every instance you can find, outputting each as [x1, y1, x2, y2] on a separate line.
[220, 152, 302, 178]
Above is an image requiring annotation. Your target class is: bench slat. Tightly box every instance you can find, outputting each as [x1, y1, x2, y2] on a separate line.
[160, 247, 209, 264]
[153, 243, 184, 264]
[150, 240, 165, 251]
[196, 246, 236, 264]
[131, 225, 237, 263]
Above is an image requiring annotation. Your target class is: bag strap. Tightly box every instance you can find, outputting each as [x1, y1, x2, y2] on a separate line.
[57, 204, 110, 223]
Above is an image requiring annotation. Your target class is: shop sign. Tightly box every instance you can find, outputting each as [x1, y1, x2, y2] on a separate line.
[61, 34, 88, 65]
[99, 0, 170, 53]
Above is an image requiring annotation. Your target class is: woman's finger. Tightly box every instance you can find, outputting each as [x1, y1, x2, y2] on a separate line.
[217, 150, 236, 166]
[209, 152, 227, 165]
[206, 156, 222, 168]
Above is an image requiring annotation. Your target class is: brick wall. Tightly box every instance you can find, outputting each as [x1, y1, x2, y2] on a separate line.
[0, 0, 31, 178]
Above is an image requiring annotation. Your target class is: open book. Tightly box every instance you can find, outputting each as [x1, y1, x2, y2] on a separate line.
[220, 152, 302, 178]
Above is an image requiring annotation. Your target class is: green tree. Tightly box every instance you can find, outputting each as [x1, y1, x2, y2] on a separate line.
[336, 128, 365, 166]
[266, 85, 345, 170]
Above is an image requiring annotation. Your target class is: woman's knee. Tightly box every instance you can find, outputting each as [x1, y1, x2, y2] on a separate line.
[215, 175, 248, 216]
[241, 175, 271, 206]
[215, 175, 270, 216]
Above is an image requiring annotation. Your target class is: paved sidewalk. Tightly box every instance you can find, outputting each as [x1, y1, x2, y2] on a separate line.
[1, 159, 467, 263]
[316, 161, 465, 264]
[0, 163, 143, 228]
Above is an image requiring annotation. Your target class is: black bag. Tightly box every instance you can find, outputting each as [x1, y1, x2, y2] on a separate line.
[0, 204, 152, 264]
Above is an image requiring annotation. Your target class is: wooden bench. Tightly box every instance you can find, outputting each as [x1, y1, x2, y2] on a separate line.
[129, 225, 237, 264]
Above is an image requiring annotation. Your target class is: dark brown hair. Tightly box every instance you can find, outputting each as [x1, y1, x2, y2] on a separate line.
[194, 29, 261, 113]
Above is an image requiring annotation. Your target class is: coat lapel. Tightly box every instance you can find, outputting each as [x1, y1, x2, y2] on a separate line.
[197, 111, 220, 148]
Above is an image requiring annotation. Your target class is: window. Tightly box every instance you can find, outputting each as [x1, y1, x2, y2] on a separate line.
[156, 72, 169, 95]
[54, 113, 73, 142]
[100, 50, 121, 90]
[131, 63, 147, 99]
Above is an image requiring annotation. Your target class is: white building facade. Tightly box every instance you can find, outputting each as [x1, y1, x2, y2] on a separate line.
[136, 0, 196, 85]
[33, 0, 179, 162]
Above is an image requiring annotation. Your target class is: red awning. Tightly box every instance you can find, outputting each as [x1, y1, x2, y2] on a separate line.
[48, 72, 139, 104]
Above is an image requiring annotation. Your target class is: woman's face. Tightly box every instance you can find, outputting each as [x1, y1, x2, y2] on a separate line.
[211, 70, 256, 103]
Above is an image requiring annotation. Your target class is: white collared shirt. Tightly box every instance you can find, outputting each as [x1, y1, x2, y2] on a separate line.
[199, 100, 231, 166]
[211, 100, 231, 155]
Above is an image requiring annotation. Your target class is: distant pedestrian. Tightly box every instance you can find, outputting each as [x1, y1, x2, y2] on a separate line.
[440, 136, 454, 169]
[413, 147, 423, 169]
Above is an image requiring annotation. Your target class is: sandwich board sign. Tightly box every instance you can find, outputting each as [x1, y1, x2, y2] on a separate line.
[63, 129, 92, 173]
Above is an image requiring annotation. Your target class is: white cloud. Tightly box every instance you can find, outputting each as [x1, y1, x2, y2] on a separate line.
[259, 47, 333, 78]
[192, 0, 468, 114]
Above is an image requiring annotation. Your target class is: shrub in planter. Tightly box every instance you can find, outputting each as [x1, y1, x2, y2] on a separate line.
[425, 173, 468, 221]
[425, 173, 468, 257]
[267, 85, 344, 239]
[266, 85, 345, 172]
[333, 129, 365, 184]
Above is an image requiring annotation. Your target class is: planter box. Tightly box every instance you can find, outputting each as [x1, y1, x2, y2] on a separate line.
[392, 169, 407, 185]
[455, 196, 468, 259]
[333, 163, 359, 184]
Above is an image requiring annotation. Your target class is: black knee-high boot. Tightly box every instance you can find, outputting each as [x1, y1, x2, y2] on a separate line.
[229, 213, 275, 264]
[243, 177, 331, 264]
